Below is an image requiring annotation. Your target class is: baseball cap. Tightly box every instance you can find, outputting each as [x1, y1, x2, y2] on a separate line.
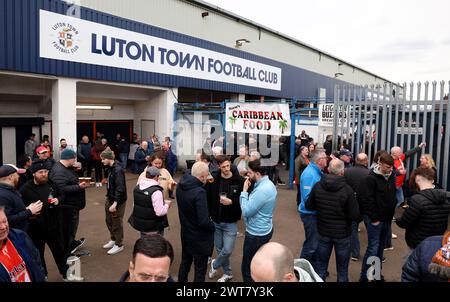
[146, 166, 161, 177]
[339, 149, 352, 157]
[0, 164, 26, 177]
[36, 146, 49, 154]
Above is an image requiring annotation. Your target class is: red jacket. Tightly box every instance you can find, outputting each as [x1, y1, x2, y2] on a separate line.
[394, 145, 423, 188]
[394, 154, 406, 188]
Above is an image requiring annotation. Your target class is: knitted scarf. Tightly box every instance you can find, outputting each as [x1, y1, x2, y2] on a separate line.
[428, 231, 450, 281]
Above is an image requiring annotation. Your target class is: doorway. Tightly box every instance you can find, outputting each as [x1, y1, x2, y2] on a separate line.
[16, 126, 33, 158]
[77, 120, 133, 144]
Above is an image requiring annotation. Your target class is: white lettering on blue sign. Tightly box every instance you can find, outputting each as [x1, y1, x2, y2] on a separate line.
[39, 10, 282, 91]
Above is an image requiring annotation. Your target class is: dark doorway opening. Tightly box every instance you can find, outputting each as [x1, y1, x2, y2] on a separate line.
[77, 120, 133, 144]
[16, 126, 33, 158]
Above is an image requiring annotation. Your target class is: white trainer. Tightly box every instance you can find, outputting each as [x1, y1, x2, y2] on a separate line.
[392, 233, 398, 239]
[63, 275, 84, 282]
[102, 240, 115, 249]
[208, 259, 217, 279]
[107, 244, 124, 255]
[217, 274, 233, 282]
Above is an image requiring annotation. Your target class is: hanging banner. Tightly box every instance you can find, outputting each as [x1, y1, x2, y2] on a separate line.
[39, 10, 281, 91]
[318, 103, 348, 127]
[225, 102, 291, 136]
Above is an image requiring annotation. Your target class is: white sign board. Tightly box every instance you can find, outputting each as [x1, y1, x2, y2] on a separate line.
[225, 102, 291, 136]
[39, 10, 282, 91]
[396, 128, 423, 135]
[318, 104, 348, 127]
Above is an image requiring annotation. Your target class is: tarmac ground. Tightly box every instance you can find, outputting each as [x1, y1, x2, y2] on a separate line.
[45, 167, 408, 282]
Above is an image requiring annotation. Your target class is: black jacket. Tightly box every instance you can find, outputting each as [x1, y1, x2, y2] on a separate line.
[396, 189, 450, 249]
[360, 169, 396, 222]
[49, 162, 86, 210]
[294, 155, 309, 181]
[206, 170, 243, 223]
[0, 183, 31, 231]
[305, 174, 360, 239]
[117, 139, 130, 154]
[77, 142, 92, 161]
[106, 162, 127, 205]
[402, 235, 447, 282]
[323, 140, 332, 156]
[18, 169, 33, 191]
[344, 164, 370, 205]
[129, 184, 168, 232]
[19, 179, 63, 232]
[176, 174, 214, 256]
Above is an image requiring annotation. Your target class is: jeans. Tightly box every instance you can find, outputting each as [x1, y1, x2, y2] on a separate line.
[61, 208, 80, 256]
[300, 214, 319, 267]
[241, 230, 273, 282]
[360, 215, 389, 280]
[213, 222, 237, 276]
[27, 211, 68, 277]
[351, 221, 360, 258]
[79, 159, 92, 178]
[395, 187, 404, 207]
[385, 222, 392, 248]
[93, 160, 103, 182]
[119, 153, 128, 169]
[178, 248, 209, 282]
[315, 235, 352, 282]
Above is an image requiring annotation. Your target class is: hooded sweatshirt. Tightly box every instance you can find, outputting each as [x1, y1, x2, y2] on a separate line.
[138, 178, 168, 216]
[294, 259, 323, 282]
[396, 188, 450, 249]
[305, 174, 360, 238]
[360, 165, 396, 222]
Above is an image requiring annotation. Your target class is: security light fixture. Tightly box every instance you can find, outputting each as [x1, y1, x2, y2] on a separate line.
[201, 11, 209, 18]
[76, 105, 112, 110]
[235, 39, 250, 47]
[334, 72, 344, 78]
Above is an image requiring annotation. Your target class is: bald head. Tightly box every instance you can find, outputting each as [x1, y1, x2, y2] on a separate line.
[356, 153, 368, 167]
[191, 161, 210, 184]
[328, 159, 345, 176]
[251, 242, 294, 282]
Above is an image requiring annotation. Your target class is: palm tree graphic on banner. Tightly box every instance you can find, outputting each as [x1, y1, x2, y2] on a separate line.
[279, 119, 288, 134]
[228, 116, 237, 129]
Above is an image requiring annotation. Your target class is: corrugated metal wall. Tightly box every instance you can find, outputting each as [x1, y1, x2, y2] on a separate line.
[81, 0, 388, 87]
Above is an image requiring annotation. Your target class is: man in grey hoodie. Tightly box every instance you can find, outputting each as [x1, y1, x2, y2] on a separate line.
[359, 152, 396, 281]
